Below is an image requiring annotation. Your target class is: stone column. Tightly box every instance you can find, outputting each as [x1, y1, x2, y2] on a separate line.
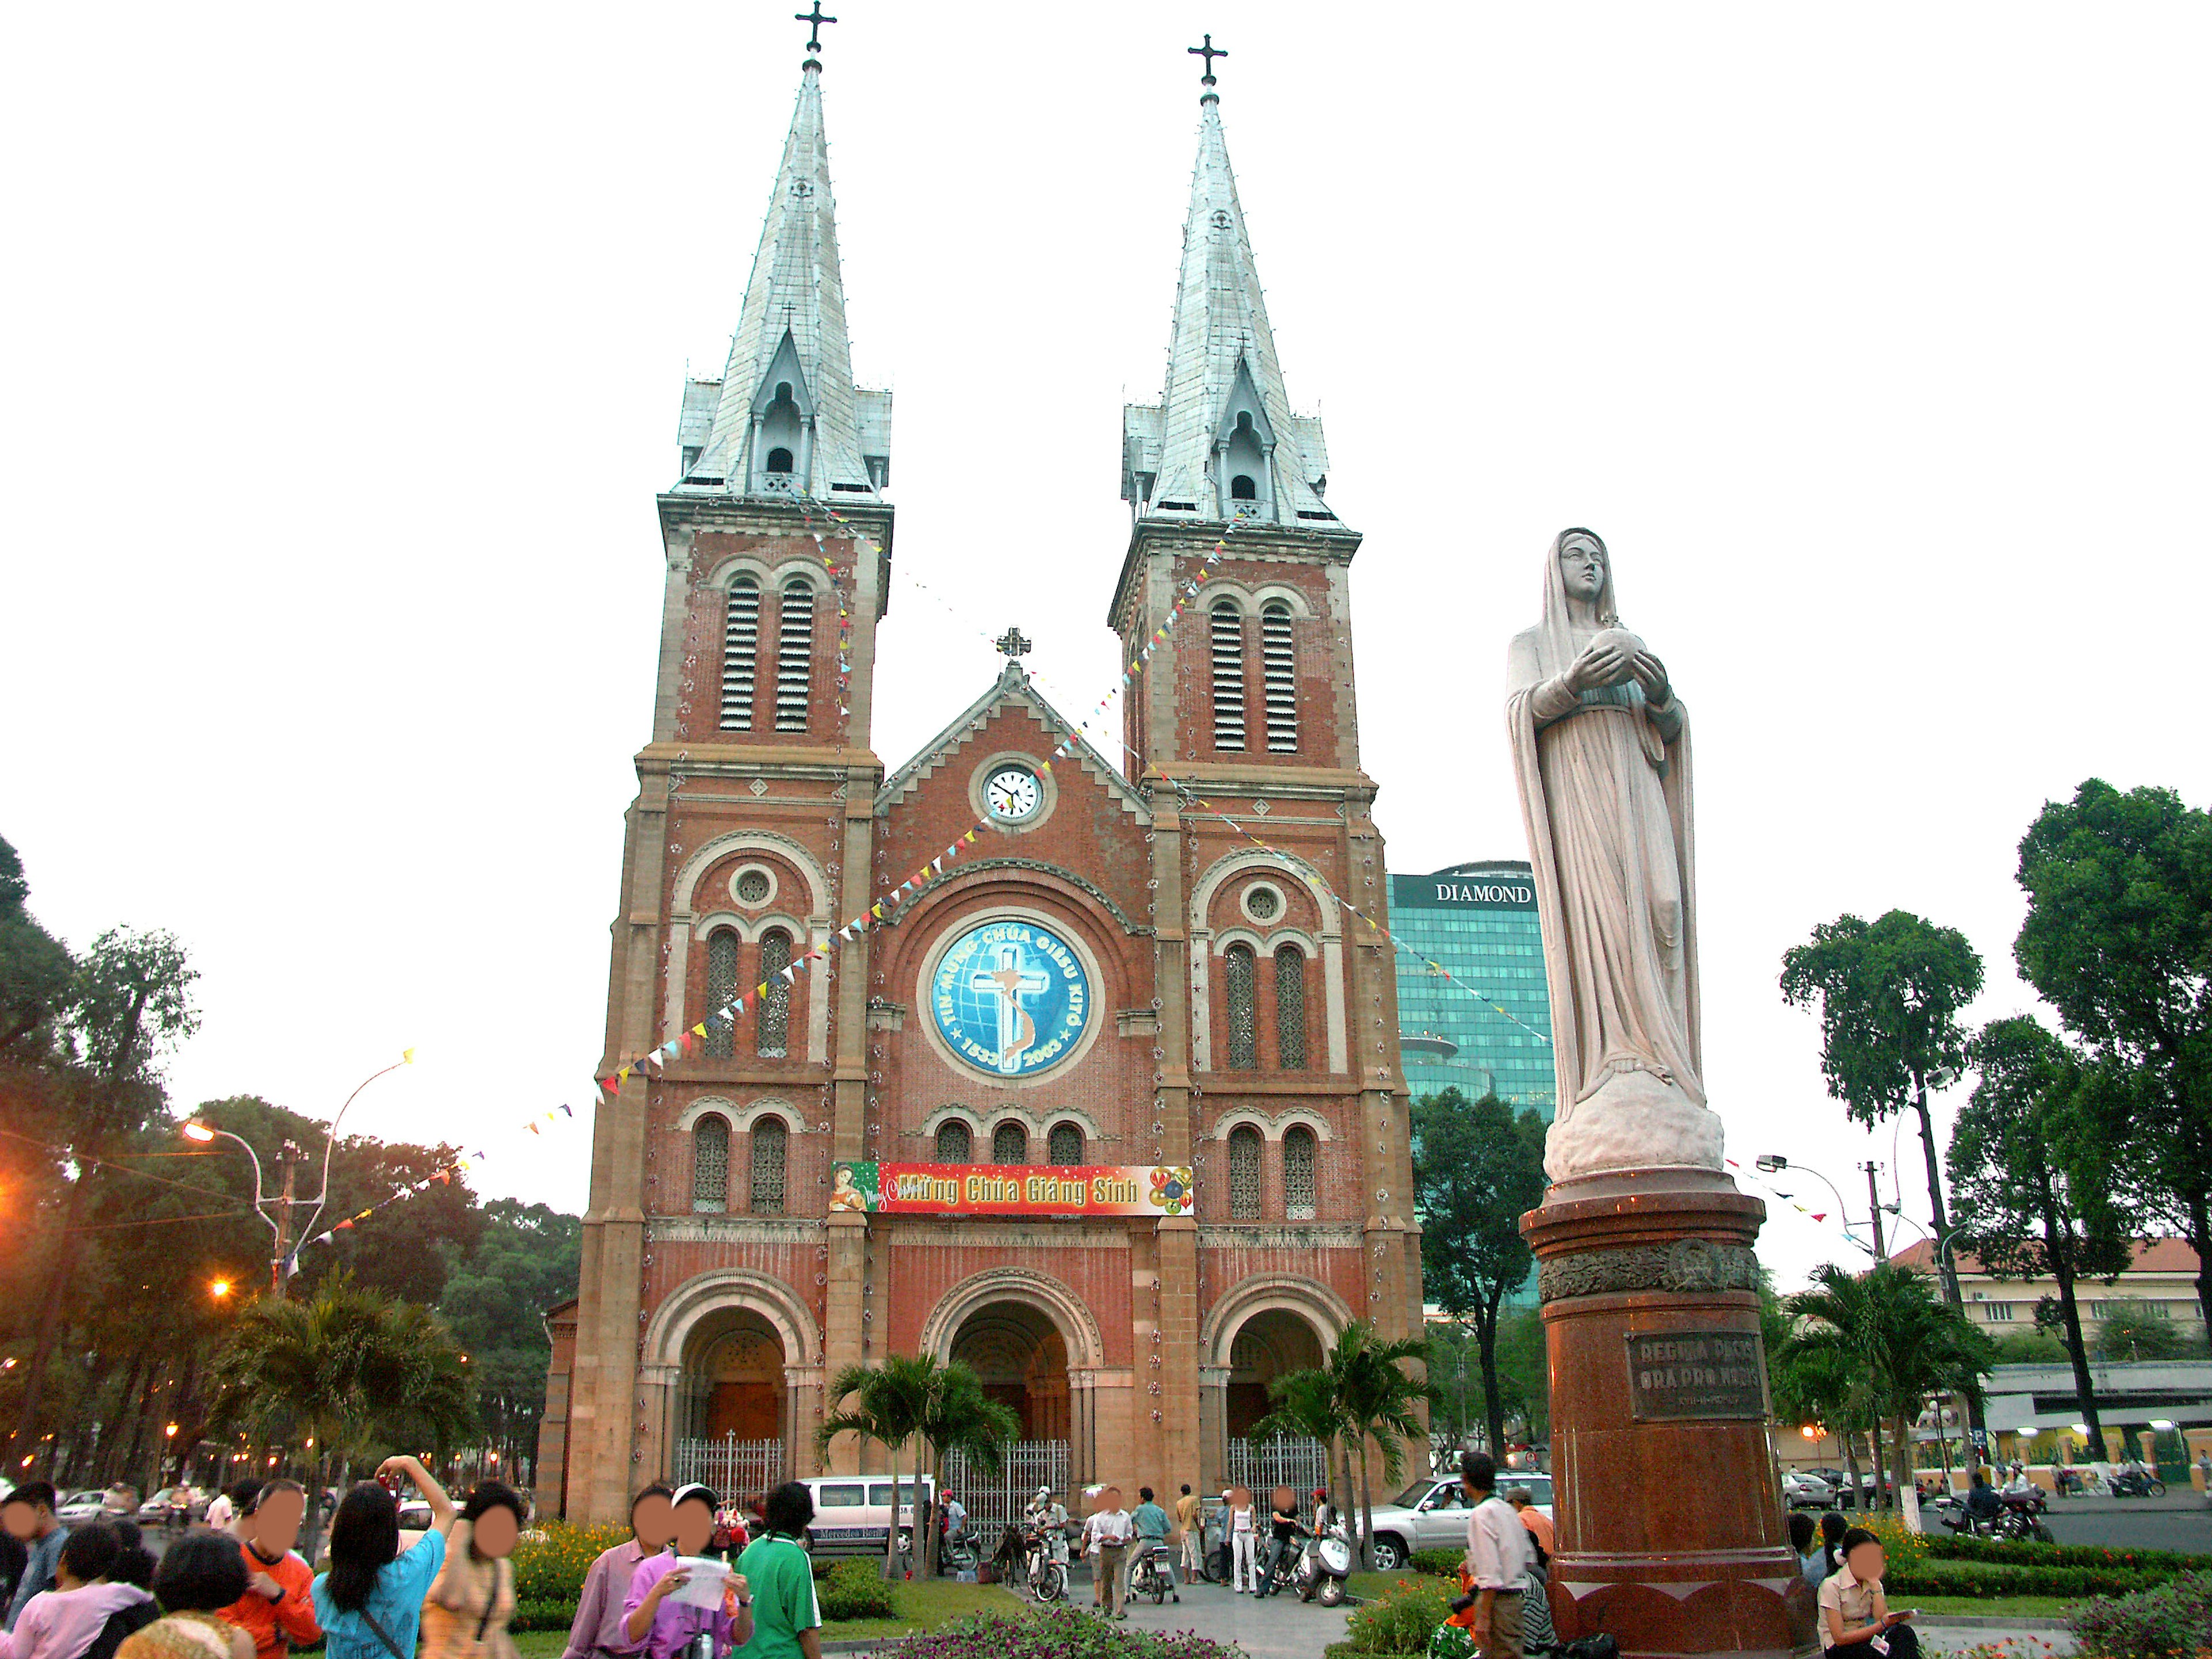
[1522, 1173, 1813, 1657]
[821, 1211, 868, 1473]
[1198, 1366, 1230, 1495]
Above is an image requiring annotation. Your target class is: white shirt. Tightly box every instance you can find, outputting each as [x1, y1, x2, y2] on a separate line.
[1229, 1505, 1254, 1534]
[1085, 1509, 1132, 1552]
[205, 1495, 235, 1531]
[1466, 1494, 1529, 1591]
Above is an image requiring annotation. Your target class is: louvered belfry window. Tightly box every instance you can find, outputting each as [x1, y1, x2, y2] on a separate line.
[749, 1117, 787, 1214]
[704, 930, 740, 1059]
[692, 1115, 730, 1211]
[1048, 1123, 1084, 1166]
[1283, 1126, 1317, 1221]
[775, 578, 815, 732]
[993, 1122, 1028, 1165]
[1228, 1126, 1262, 1219]
[1262, 601, 1297, 752]
[757, 930, 793, 1058]
[935, 1120, 972, 1162]
[1274, 945, 1308, 1070]
[721, 578, 760, 730]
[1224, 944, 1258, 1070]
[1211, 603, 1247, 750]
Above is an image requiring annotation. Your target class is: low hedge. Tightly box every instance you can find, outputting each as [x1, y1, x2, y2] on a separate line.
[1919, 1533, 2212, 1575]
[1407, 1549, 1462, 1580]
[1888, 1556, 2161, 1601]
[887, 1608, 1240, 1659]
[819, 1558, 898, 1621]
[1342, 1577, 1454, 1655]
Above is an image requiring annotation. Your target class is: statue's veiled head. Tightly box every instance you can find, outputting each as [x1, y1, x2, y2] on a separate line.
[1557, 529, 1608, 604]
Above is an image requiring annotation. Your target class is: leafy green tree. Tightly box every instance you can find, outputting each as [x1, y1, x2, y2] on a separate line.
[1410, 1089, 1546, 1460]
[1949, 1016, 2134, 1445]
[2013, 781, 2212, 1327]
[1492, 1306, 1548, 1446]
[914, 1365, 1019, 1574]
[1990, 1327, 2068, 1363]
[0, 835, 73, 1059]
[1327, 1320, 1427, 1569]
[2094, 1299, 2183, 1362]
[1786, 1264, 1995, 1509]
[1780, 912, 1984, 1307]
[437, 1198, 582, 1480]
[206, 1278, 474, 1569]
[10, 927, 199, 1470]
[817, 1355, 1016, 1578]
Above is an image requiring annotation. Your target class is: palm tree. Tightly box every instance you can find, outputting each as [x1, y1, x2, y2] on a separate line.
[817, 1355, 937, 1579]
[817, 1355, 1018, 1579]
[1326, 1320, 1428, 1569]
[205, 1278, 473, 1567]
[1248, 1368, 1354, 1550]
[1786, 1264, 1994, 1518]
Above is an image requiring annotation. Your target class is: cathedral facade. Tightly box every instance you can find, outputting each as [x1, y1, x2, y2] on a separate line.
[538, 46, 1419, 1526]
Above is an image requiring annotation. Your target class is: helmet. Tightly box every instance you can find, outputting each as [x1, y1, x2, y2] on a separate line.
[1313, 1488, 1327, 1501]
[1035, 1486, 1052, 1502]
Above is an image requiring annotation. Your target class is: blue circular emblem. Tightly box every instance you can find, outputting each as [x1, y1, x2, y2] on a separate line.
[930, 920, 1092, 1078]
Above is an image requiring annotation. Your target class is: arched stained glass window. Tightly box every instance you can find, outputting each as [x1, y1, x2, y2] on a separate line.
[1274, 945, 1308, 1070]
[1228, 1126, 1262, 1220]
[993, 1122, 1028, 1165]
[704, 930, 740, 1059]
[1223, 944, 1257, 1070]
[757, 930, 793, 1058]
[749, 1116, 787, 1214]
[1283, 1126, 1317, 1221]
[935, 1120, 972, 1162]
[1048, 1123, 1084, 1166]
[692, 1115, 729, 1211]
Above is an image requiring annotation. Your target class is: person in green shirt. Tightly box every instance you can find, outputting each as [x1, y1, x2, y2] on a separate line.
[734, 1485, 821, 1659]
[1128, 1487, 1177, 1604]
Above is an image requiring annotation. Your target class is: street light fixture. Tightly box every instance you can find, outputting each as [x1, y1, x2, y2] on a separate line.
[1753, 1154, 1876, 1256]
[209, 1279, 232, 1300]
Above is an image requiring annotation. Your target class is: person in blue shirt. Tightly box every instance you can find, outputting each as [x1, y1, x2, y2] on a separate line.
[311, 1458, 455, 1659]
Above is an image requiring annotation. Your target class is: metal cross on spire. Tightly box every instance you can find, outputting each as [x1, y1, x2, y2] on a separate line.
[1187, 33, 1228, 86]
[994, 626, 1032, 661]
[795, 2, 837, 55]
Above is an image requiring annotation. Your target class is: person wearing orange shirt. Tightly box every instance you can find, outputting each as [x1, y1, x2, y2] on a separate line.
[219, 1483, 317, 1659]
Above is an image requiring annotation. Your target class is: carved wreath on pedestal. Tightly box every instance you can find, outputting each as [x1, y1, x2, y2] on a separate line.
[1537, 1236, 1760, 1303]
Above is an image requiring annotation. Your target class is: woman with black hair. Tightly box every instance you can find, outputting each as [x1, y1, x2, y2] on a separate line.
[422, 1484, 525, 1659]
[1817, 1512, 1848, 1581]
[309, 1456, 455, 1659]
[115, 1535, 252, 1659]
[1815, 1528, 1917, 1657]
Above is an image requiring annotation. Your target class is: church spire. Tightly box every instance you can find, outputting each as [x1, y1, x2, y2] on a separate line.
[681, 49, 890, 499]
[1120, 52, 1336, 528]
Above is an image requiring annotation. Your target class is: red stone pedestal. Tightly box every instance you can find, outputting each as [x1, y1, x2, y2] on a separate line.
[1521, 1169, 1817, 1659]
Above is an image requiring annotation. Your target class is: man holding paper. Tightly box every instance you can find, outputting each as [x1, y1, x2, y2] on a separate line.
[623, 1486, 752, 1659]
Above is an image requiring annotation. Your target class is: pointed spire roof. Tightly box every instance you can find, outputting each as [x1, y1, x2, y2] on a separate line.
[1122, 84, 1336, 526]
[685, 59, 890, 497]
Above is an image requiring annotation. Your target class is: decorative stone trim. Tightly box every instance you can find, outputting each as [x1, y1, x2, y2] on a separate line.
[896, 857, 1147, 935]
[1536, 1236, 1760, 1304]
[648, 1218, 829, 1245]
[1196, 1224, 1361, 1248]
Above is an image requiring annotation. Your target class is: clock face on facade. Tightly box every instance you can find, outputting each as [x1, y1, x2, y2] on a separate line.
[984, 765, 1042, 821]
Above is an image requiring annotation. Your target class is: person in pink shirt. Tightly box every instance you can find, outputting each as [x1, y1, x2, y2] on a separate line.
[562, 1486, 673, 1659]
[0, 1527, 153, 1659]
[620, 1487, 749, 1659]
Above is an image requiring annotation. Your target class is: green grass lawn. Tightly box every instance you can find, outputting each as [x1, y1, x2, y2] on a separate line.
[1339, 1573, 2073, 1624]
[512, 1579, 1027, 1657]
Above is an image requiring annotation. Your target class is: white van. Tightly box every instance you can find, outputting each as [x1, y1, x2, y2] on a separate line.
[796, 1474, 936, 1559]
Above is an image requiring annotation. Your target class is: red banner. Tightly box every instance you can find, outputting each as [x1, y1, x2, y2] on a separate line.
[830, 1161, 1192, 1217]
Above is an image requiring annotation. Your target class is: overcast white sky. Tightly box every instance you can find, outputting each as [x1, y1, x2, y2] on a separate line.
[5, 3, 2207, 1289]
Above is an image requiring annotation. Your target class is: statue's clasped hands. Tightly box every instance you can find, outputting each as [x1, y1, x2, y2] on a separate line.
[1567, 634, 1670, 704]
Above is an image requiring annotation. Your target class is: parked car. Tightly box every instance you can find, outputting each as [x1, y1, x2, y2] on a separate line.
[793, 1474, 935, 1561]
[54, 1490, 111, 1526]
[1782, 1471, 1835, 1509]
[138, 1486, 204, 1526]
[1357, 1472, 1555, 1571]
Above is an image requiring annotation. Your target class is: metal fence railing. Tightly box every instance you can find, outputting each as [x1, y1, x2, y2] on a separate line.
[942, 1440, 1072, 1533]
[1228, 1435, 1331, 1497]
[672, 1435, 786, 1498]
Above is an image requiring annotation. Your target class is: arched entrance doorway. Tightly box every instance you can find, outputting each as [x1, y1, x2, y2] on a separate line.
[950, 1300, 1070, 1441]
[675, 1307, 789, 1494]
[1226, 1308, 1326, 1438]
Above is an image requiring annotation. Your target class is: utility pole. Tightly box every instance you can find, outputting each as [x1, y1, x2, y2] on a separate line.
[271, 1141, 301, 1299]
[1861, 1162, 1887, 1261]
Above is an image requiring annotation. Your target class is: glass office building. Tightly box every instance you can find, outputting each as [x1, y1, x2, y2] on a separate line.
[1388, 860, 1556, 1120]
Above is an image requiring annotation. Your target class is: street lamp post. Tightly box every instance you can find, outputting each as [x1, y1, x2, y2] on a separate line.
[1754, 1154, 1881, 1258]
[181, 1053, 411, 1298]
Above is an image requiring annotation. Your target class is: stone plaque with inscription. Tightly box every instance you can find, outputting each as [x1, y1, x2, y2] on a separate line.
[1624, 1329, 1767, 1422]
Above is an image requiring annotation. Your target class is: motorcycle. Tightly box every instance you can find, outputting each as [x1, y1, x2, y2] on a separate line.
[1998, 1491, 2056, 1543]
[1130, 1541, 1179, 1605]
[2111, 1470, 2168, 1499]
[1019, 1527, 1067, 1603]
[1257, 1527, 1309, 1599]
[1294, 1526, 1353, 1607]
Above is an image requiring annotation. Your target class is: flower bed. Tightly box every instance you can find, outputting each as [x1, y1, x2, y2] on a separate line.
[1339, 1575, 1455, 1656]
[2069, 1570, 2212, 1658]
[512, 1520, 634, 1631]
[882, 1608, 1241, 1659]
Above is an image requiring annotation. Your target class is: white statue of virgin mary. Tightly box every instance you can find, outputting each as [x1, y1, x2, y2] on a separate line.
[1506, 528, 1723, 1182]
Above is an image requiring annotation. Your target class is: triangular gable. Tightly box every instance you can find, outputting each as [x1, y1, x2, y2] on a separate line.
[750, 329, 815, 418]
[1214, 356, 1275, 448]
[876, 666, 1151, 824]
